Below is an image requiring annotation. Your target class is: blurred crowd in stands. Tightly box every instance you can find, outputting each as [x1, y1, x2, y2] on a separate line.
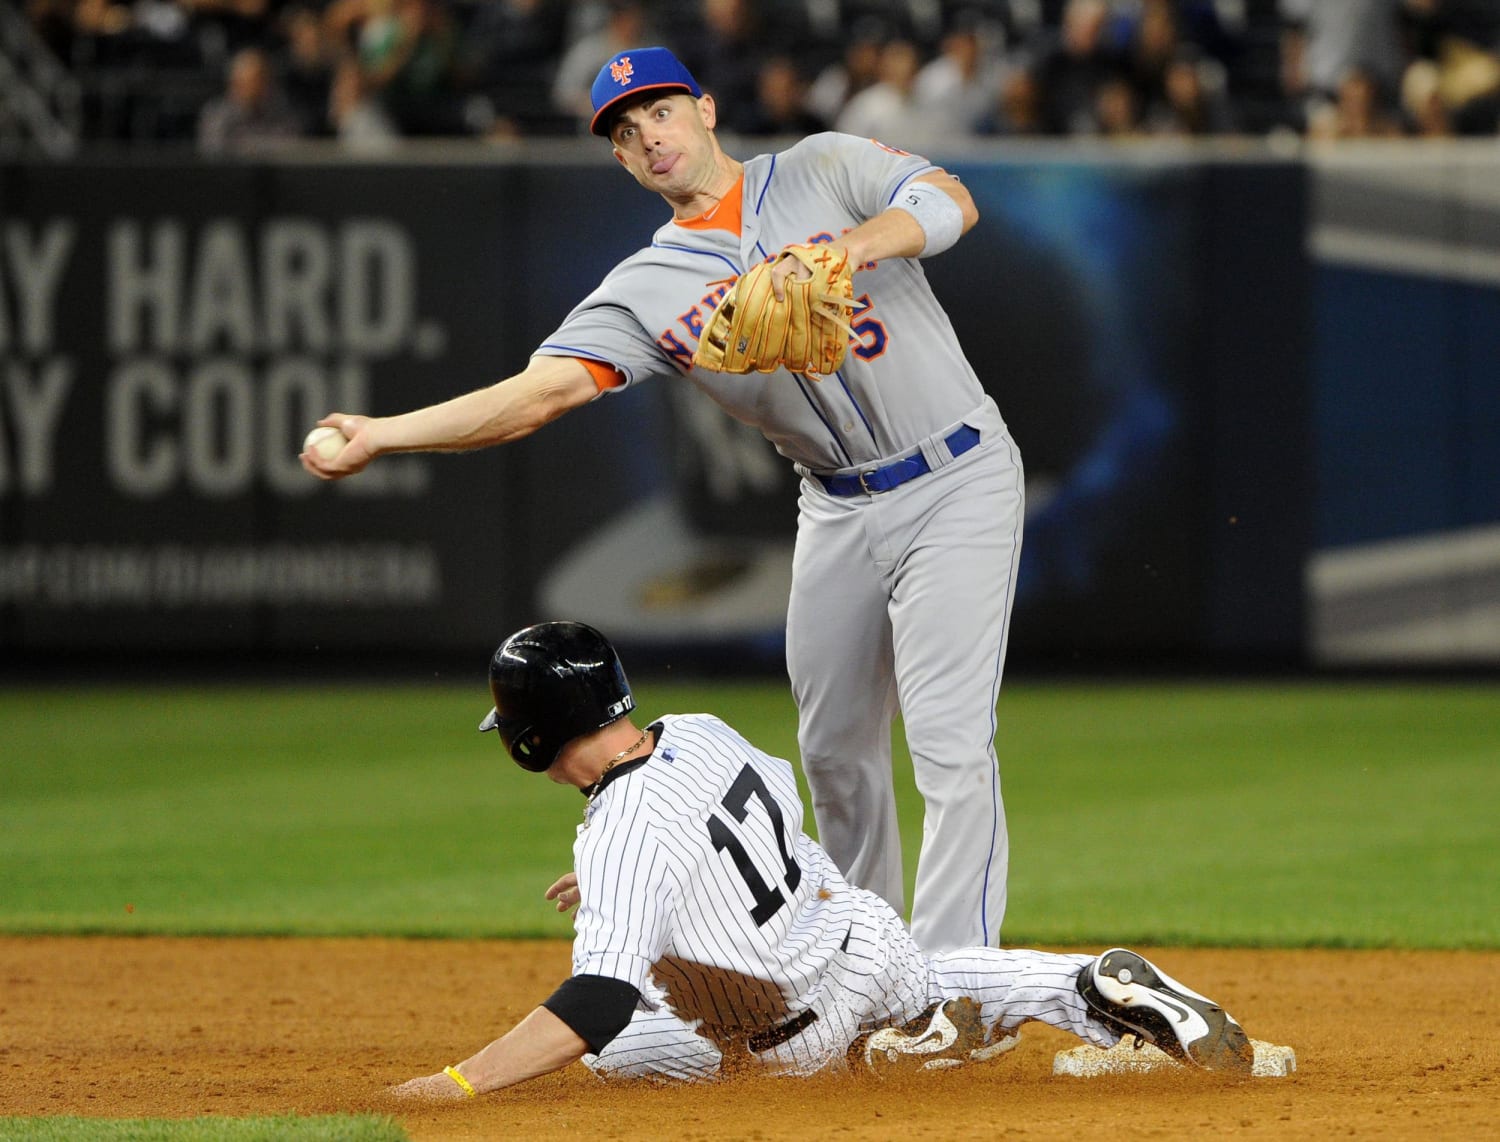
[14, 0, 1500, 154]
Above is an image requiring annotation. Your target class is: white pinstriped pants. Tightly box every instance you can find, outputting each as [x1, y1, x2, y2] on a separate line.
[585, 887, 1111, 1082]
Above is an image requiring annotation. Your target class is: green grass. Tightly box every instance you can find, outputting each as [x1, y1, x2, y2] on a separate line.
[1, 680, 1495, 948]
[993, 682, 1500, 947]
[0, 1115, 406, 1141]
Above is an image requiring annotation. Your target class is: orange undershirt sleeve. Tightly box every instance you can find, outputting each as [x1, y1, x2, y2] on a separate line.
[578, 358, 626, 391]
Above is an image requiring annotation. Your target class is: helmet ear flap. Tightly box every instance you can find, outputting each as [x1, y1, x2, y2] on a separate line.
[508, 724, 554, 773]
[480, 621, 634, 775]
[482, 711, 555, 773]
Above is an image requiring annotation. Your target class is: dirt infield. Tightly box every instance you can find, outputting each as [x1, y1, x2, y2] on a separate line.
[3, 938, 1496, 1140]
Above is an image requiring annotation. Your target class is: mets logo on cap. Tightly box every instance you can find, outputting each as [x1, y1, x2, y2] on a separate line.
[590, 46, 704, 136]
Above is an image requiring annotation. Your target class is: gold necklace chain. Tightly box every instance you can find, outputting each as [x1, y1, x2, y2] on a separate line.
[586, 727, 650, 802]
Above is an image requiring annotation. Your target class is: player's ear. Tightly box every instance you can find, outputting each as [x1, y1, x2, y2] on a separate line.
[698, 93, 718, 130]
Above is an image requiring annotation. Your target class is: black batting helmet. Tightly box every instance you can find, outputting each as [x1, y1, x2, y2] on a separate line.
[478, 621, 636, 772]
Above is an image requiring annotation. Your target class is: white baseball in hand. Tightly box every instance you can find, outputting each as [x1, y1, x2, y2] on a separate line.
[303, 425, 348, 460]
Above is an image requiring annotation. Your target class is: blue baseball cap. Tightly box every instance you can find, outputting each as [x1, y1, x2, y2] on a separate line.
[589, 46, 703, 137]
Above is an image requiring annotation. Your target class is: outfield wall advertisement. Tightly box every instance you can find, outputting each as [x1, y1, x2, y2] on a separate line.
[0, 152, 1324, 666]
[3, 165, 477, 652]
[1304, 151, 1500, 665]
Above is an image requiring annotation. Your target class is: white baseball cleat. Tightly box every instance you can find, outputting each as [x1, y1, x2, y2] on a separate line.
[1077, 948, 1255, 1075]
[857, 997, 988, 1073]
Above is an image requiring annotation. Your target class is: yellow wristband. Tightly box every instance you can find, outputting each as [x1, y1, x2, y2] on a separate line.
[443, 1065, 476, 1098]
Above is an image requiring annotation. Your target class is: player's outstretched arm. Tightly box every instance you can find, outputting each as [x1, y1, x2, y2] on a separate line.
[301, 355, 599, 481]
[389, 1005, 588, 1101]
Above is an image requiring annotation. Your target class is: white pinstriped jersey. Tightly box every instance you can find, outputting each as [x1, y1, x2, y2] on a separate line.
[572, 713, 1111, 1080]
[573, 713, 854, 1032]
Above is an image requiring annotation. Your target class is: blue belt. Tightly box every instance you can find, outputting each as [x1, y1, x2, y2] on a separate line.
[816, 424, 981, 497]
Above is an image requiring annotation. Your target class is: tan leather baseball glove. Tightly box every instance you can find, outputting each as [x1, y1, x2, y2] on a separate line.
[693, 245, 858, 377]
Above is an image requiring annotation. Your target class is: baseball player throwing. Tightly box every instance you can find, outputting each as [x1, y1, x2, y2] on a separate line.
[388, 621, 1255, 1099]
[303, 46, 1024, 951]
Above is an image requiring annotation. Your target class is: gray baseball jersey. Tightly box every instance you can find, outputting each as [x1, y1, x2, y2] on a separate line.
[572, 712, 1108, 1079]
[540, 132, 983, 469]
[541, 132, 1025, 952]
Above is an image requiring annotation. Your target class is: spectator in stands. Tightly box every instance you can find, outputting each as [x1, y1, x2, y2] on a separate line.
[1399, 57, 1455, 136]
[835, 37, 951, 147]
[738, 54, 827, 137]
[1279, 0, 1407, 132]
[1147, 46, 1237, 137]
[1121, 0, 1180, 115]
[196, 44, 303, 153]
[978, 62, 1047, 137]
[912, 8, 1008, 137]
[1308, 63, 1406, 139]
[682, 0, 767, 135]
[455, 0, 569, 137]
[324, 0, 461, 136]
[274, 3, 337, 136]
[327, 59, 400, 150]
[1033, 0, 1123, 135]
[550, 0, 650, 130]
[35, 0, 1490, 148]
[1414, 29, 1500, 135]
[1093, 72, 1145, 139]
[1451, 54, 1500, 134]
[805, 17, 887, 129]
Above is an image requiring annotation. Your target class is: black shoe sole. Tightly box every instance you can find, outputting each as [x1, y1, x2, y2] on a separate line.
[1080, 950, 1255, 1075]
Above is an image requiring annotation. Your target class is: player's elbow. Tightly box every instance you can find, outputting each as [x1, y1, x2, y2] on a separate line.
[500, 359, 597, 439]
[530, 382, 581, 428]
[953, 185, 980, 235]
[534, 367, 600, 426]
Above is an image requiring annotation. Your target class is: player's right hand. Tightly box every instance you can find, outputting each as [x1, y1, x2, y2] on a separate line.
[544, 872, 580, 913]
[769, 245, 813, 302]
[300, 413, 376, 480]
[389, 1072, 473, 1101]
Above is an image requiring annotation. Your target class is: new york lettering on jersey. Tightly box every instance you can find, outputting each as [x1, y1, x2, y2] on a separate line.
[539, 133, 987, 471]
